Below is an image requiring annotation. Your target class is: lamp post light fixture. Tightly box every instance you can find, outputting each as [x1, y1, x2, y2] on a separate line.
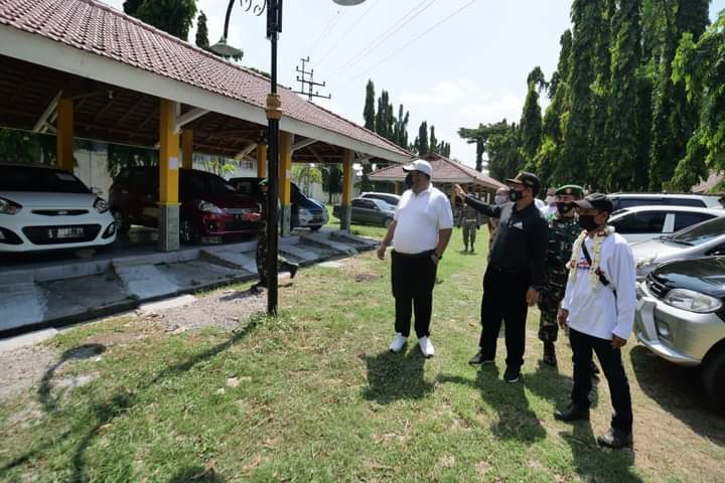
[212, 0, 365, 317]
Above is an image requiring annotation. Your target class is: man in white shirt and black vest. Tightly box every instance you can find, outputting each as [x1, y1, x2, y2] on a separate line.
[377, 159, 454, 358]
[555, 193, 636, 449]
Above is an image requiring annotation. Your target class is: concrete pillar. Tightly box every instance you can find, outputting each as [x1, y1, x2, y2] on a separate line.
[340, 149, 353, 231]
[181, 129, 194, 169]
[394, 181, 400, 194]
[56, 97, 74, 172]
[257, 143, 268, 178]
[158, 99, 180, 252]
[279, 132, 294, 236]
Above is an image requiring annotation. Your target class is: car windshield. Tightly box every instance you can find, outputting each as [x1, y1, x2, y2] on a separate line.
[670, 216, 725, 246]
[204, 174, 236, 195]
[0, 165, 90, 193]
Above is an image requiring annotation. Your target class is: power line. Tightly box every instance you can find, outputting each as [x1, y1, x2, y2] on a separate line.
[346, 0, 477, 82]
[293, 57, 332, 101]
[307, 8, 348, 58]
[317, 0, 379, 66]
[333, 0, 436, 74]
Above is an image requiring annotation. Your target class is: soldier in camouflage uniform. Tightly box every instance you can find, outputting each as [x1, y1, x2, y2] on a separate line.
[245, 180, 298, 292]
[538, 184, 583, 366]
[459, 196, 483, 252]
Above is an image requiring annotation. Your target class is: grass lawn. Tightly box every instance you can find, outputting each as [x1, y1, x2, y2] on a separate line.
[1, 222, 724, 482]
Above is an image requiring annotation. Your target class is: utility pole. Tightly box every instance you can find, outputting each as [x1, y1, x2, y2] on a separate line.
[294, 57, 331, 101]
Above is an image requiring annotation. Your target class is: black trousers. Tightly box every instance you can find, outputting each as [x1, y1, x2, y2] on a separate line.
[391, 250, 437, 338]
[479, 265, 530, 371]
[569, 328, 633, 433]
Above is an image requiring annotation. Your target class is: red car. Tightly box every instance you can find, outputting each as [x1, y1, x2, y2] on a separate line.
[109, 167, 260, 243]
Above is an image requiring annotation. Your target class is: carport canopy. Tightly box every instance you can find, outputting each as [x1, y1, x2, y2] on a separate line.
[0, 0, 412, 247]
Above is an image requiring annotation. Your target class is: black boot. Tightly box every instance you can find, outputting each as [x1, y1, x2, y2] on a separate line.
[289, 263, 299, 279]
[554, 403, 590, 422]
[542, 341, 557, 367]
[597, 427, 633, 449]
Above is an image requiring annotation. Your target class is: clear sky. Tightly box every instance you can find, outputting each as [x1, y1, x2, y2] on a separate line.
[101, 0, 724, 167]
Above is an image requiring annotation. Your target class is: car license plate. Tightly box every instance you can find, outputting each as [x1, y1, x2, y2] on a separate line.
[53, 227, 84, 239]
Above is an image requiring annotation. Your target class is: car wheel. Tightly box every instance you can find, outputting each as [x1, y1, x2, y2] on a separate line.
[702, 348, 725, 407]
[112, 210, 130, 234]
[383, 218, 393, 228]
[179, 219, 198, 244]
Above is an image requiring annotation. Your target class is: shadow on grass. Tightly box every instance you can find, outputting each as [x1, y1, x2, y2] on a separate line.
[630, 346, 725, 446]
[438, 366, 546, 444]
[525, 360, 600, 410]
[168, 465, 226, 482]
[2, 304, 266, 481]
[38, 343, 107, 412]
[361, 348, 434, 404]
[559, 420, 640, 482]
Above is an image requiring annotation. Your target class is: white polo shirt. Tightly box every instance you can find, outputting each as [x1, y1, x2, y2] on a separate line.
[392, 185, 454, 254]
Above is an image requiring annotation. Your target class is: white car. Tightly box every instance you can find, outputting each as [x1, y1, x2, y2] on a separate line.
[609, 205, 724, 243]
[0, 162, 116, 252]
[609, 192, 724, 211]
[632, 216, 725, 280]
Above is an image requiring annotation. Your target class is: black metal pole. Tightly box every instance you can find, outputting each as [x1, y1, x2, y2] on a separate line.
[265, 0, 282, 316]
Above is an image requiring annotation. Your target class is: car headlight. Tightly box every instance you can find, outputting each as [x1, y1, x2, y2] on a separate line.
[196, 200, 224, 214]
[0, 197, 22, 215]
[93, 197, 109, 213]
[663, 288, 722, 313]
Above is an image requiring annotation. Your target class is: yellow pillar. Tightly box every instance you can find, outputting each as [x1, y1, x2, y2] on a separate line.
[257, 143, 268, 178]
[341, 149, 354, 231]
[181, 129, 194, 169]
[158, 99, 180, 251]
[56, 98, 74, 172]
[279, 132, 294, 236]
[394, 182, 400, 194]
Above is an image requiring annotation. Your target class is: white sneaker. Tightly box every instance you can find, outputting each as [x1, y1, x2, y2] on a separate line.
[418, 336, 435, 358]
[389, 333, 407, 353]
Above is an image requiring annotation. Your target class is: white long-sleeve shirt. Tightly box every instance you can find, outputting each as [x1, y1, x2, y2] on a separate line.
[561, 231, 637, 340]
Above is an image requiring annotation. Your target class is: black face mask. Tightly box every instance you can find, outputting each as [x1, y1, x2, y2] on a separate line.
[578, 215, 600, 231]
[509, 189, 523, 202]
[556, 202, 573, 215]
[404, 173, 413, 189]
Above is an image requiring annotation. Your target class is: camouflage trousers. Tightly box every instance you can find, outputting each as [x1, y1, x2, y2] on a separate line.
[537, 286, 565, 342]
[462, 220, 477, 248]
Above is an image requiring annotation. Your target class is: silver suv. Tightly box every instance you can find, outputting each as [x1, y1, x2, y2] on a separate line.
[635, 257, 725, 406]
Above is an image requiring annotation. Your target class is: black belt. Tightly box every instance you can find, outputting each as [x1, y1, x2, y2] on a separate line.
[392, 249, 435, 259]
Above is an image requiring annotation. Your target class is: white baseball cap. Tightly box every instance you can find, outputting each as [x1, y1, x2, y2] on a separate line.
[402, 159, 433, 178]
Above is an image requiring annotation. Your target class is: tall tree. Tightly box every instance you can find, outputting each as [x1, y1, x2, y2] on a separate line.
[604, 0, 646, 191]
[557, 0, 600, 186]
[429, 125, 438, 154]
[122, 0, 144, 15]
[129, 0, 197, 41]
[195, 11, 209, 49]
[459, 120, 510, 173]
[487, 121, 522, 181]
[363, 80, 376, 131]
[394, 104, 410, 149]
[519, 66, 545, 171]
[670, 11, 725, 189]
[648, 0, 710, 190]
[415, 121, 429, 156]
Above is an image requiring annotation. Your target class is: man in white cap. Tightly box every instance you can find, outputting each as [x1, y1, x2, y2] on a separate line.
[377, 159, 454, 357]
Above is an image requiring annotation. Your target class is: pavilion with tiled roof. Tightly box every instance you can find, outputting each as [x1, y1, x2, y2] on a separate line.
[369, 153, 506, 201]
[0, 0, 412, 248]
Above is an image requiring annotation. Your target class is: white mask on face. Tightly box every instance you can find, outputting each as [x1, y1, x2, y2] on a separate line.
[494, 195, 507, 205]
[545, 196, 556, 205]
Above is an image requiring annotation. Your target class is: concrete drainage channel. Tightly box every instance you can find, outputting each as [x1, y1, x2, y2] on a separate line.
[0, 229, 377, 336]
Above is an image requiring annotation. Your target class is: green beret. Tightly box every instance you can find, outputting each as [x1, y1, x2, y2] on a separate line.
[555, 184, 584, 198]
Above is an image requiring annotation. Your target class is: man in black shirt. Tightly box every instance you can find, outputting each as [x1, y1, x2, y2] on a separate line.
[454, 172, 548, 383]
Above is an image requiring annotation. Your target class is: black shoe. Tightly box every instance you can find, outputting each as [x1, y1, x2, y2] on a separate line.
[503, 367, 520, 383]
[469, 350, 494, 365]
[542, 342, 557, 367]
[597, 427, 633, 449]
[289, 263, 299, 279]
[554, 403, 590, 422]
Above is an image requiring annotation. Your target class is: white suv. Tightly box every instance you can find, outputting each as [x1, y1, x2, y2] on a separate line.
[0, 162, 116, 252]
[609, 193, 724, 211]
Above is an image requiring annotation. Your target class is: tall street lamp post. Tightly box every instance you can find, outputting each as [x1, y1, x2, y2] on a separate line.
[211, 0, 366, 316]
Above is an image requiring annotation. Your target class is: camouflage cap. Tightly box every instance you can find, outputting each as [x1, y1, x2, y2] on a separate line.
[555, 184, 584, 198]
